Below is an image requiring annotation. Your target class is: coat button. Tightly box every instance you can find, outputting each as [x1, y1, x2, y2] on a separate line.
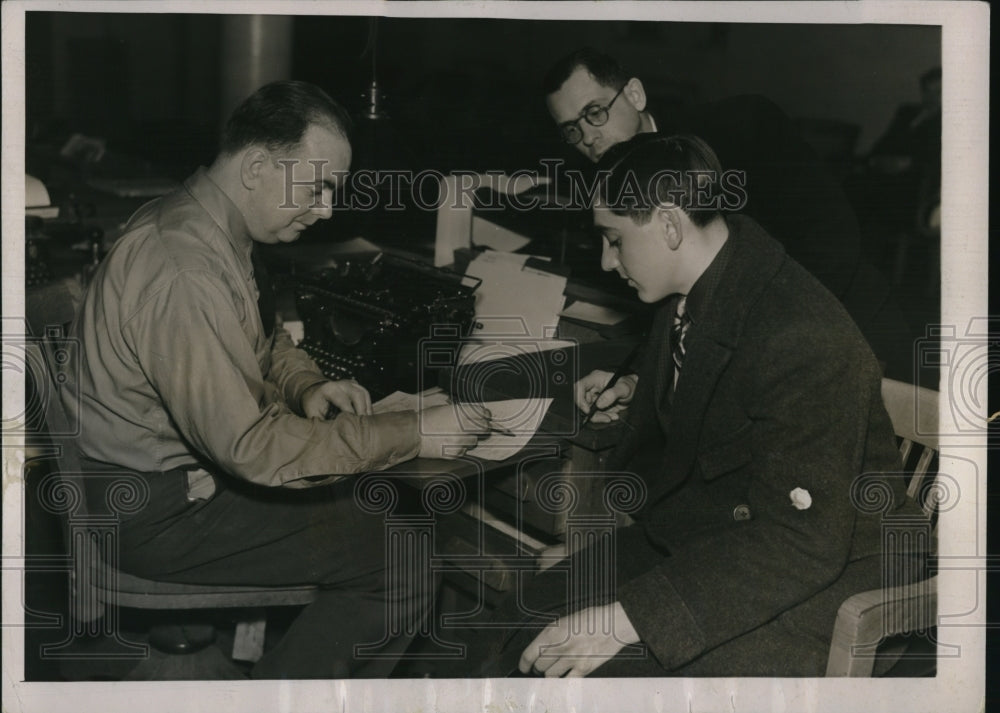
[733, 504, 751, 521]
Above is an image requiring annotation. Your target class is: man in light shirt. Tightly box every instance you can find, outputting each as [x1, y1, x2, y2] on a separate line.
[66, 80, 488, 678]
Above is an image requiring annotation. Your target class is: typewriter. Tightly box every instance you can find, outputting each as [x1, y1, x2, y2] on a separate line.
[293, 252, 480, 399]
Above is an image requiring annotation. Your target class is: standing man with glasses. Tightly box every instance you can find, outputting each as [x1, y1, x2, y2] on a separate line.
[548, 81, 642, 163]
[543, 48, 916, 383]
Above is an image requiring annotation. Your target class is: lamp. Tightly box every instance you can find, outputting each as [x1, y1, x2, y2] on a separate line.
[350, 17, 415, 173]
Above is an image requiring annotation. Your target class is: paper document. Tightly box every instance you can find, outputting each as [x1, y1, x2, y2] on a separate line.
[470, 216, 532, 252]
[371, 389, 551, 461]
[559, 300, 629, 326]
[372, 388, 450, 414]
[467, 398, 553, 460]
[465, 251, 567, 341]
[433, 174, 552, 266]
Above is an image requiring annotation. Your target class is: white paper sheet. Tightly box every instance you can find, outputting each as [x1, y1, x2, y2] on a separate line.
[465, 251, 566, 341]
[469, 215, 532, 252]
[372, 387, 450, 414]
[466, 397, 553, 460]
[559, 300, 629, 326]
[371, 390, 551, 461]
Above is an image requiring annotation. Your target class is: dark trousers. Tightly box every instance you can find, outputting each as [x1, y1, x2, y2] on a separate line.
[445, 525, 896, 678]
[107, 469, 428, 679]
[443, 525, 669, 677]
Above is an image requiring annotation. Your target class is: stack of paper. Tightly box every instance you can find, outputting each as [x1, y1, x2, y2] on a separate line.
[464, 251, 567, 341]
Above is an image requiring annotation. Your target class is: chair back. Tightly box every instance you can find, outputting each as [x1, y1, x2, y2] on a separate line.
[24, 334, 123, 638]
[25, 334, 89, 520]
[26, 277, 85, 338]
[880, 378, 940, 521]
[25, 334, 319, 667]
[825, 378, 941, 677]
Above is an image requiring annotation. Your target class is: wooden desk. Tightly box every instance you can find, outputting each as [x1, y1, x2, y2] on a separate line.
[262, 238, 646, 605]
[366, 369, 634, 610]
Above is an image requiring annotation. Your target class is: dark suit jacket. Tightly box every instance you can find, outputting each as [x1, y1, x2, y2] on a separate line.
[869, 103, 942, 172]
[657, 95, 915, 382]
[609, 214, 917, 672]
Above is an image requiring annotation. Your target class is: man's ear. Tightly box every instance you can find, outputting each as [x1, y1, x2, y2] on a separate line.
[656, 205, 684, 251]
[240, 147, 269, 190]
[623, 77, 648, 113]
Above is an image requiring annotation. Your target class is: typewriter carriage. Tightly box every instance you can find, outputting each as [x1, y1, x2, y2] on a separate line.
[294, 252, 480, 397]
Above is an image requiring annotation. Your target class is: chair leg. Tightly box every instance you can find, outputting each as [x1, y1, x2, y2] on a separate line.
[232, 614, 267, 663]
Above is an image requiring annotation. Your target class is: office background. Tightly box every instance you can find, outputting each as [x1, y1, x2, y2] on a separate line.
[26, 14, 939, 173]
[16, 10, 958, 686]
[24, 13, 942, 320]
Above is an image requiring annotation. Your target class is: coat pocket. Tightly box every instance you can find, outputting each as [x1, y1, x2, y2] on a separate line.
[698, 427, 754, 481]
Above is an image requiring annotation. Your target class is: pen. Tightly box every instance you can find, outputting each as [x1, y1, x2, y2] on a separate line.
[581, 342, 643, 427]
[489, 422, 517, 436]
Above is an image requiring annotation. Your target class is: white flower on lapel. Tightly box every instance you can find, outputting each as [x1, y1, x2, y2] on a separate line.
[789, 487, 812, 510]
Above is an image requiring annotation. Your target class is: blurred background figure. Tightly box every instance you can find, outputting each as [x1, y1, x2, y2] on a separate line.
[849, 67, 941, 297]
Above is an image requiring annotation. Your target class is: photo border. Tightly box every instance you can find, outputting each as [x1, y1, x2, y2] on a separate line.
[2, 2, 988, 712]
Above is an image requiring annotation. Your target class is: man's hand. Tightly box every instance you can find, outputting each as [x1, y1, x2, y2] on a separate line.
[417, 403, 491, 459]
[575, 370, 638, 423]
[301, 380, 372, 419]
[519, 602, 640, 678]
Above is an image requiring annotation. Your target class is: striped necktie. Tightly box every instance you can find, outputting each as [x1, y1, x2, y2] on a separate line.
[671, 295, 690, 386]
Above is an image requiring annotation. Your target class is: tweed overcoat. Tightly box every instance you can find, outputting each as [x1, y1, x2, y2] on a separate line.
[603, 213, 915, 673]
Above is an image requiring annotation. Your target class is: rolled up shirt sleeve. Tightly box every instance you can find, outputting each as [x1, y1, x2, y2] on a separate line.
[123, 270, 422, 487]
[267, 325, 328, 414]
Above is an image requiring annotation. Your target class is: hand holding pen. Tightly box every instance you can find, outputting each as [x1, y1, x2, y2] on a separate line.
[463, 404, 517, 437]
[577, 343, 642, 426]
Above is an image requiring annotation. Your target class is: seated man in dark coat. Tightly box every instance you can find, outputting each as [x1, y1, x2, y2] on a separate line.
[451, 133, 925, 678]
[542, 47, 917, 383]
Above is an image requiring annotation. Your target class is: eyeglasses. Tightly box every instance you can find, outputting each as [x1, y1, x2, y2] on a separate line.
[557, 85, 626, 145]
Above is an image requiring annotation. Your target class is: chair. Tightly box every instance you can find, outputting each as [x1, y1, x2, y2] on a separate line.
[825, 378, 939, 676]
[24, 335, 318, 675]
[25, 277, 85, 337]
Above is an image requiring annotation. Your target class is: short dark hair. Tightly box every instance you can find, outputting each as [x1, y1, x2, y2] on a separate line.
[219, 80, 353, 156]
[597, 133, 726, 227]
[543, 47, 631, 95]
